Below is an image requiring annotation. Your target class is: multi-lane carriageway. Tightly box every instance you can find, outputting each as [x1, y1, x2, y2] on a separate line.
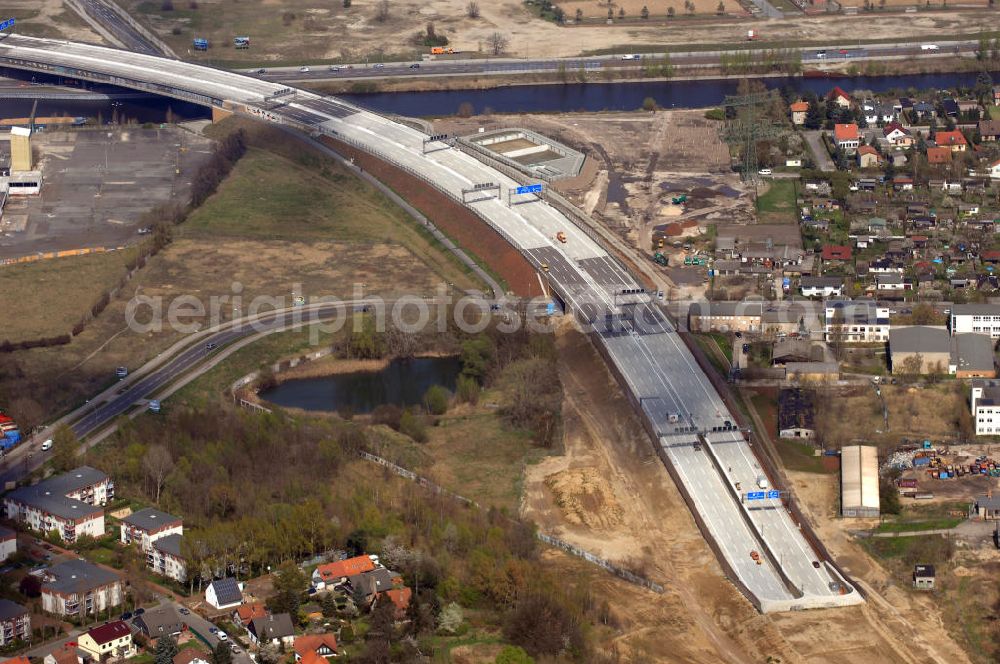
[0, 34, 863, 612]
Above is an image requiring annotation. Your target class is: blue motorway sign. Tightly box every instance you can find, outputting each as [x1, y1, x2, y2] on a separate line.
[0, 18, 15, 31]
[767, 490, 780, 499]
[515, 183, 543, 195]
[747, 491, 766, 501]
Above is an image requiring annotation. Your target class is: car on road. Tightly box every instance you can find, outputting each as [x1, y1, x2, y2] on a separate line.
[205, 342, 217, 351]
[40, 439, 52, 451]
[409, 63, 420, 69]
[620, 54, 640, 60]
[812, 560, 821, 568]
[758, 168, 772, 176]
[373, 63, 385, 69]
[218, 631, 228, 641]
[742, 343, 750, 353]
[208, 627, 217, 634]
[120, 611, 133, 621]
[117, 386, 129, 395]
[299, 66, 310, 73]
[816, 50, 826, 58]
[839, 48, 849, 55]
[134, 608, 145, 616]
[230, 645, 240, 654]
[329, 65, 341, 72]
[179, 607, 190, 615]
[256, 68, 266, 74]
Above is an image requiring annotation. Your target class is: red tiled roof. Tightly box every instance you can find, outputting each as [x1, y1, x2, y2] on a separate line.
[88, 620, 131, 645]
[893, 175, 913, 183]
[926, 146, 952, 164]
[935, 130, 967, 147]
[48, 645, 79, 664]
[834, 123, 859, 141]
[294, 633, 339, 659]
[382, 587, 412, 614]
[822, 245, 853, 261]
[857, 145, 879, 158]
[315, 555, 375, 582]
[826, 86, 851, 102]
[7, 657, 31, 664]
[236, 602, 267, 625]
[789, 101, 809, 112]
[981, 250, 1000, 262]
[883, 121, 908, 137]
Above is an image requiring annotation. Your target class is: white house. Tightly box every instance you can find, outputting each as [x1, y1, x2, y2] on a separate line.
[875, 273, 908, 291]
[150, 534, 187, 583]
[971, 380, 1000, 435]
[825, 300, 890, 343]
[0, 526, 16, 561]
[205, 577, 243, 610]
[951, 304, 1000, 338]
[800, 276, 843, 298]
[989, 158, 1000, 180]
[4, 467, 111, 543]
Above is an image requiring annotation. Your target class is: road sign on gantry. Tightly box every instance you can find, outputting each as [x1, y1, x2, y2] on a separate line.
[515, 183, 543, 195]
[0, 18, 15, 32]
[767, 490, 780, 499]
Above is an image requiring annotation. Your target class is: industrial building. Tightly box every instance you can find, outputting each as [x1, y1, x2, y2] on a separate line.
[778, 389, 815, 439]
[889, 326, 996, 376]
[841, 445, 880, 517]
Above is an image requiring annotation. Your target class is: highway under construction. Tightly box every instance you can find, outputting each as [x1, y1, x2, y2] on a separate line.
[0, 33, 864, 612]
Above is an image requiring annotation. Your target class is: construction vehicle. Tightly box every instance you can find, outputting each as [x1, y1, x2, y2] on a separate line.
[541, 263, 549, 272]
[671, 194, 688, 205]
[653, 252, 668, 266]
[556, 231, 567, 243]
[430, 47, 454, 55]
[750, 550, 761, 565]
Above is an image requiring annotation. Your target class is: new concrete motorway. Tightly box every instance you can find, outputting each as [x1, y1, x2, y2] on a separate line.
[0, 34, 863, 612]
[250, 39, 979, 82]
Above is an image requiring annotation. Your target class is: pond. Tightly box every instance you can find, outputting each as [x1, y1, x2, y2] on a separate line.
[260, 355, 462, 414]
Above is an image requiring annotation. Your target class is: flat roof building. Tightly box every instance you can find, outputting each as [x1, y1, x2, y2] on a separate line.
[841, 445, 880, 517]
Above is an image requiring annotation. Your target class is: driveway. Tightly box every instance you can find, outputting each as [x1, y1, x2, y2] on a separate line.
[174, 604, 253, 664]
[803, 131, 835, 172]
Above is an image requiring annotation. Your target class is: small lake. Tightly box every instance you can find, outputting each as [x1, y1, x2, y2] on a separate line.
[260, 356, 462, 414]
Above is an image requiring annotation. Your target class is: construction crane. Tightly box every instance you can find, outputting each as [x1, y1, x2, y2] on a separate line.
[720, 90, 785, 190]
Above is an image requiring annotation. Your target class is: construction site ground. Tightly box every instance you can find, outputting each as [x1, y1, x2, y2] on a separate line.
[511, 320, 981, 662]
[433, 109, 753, 300]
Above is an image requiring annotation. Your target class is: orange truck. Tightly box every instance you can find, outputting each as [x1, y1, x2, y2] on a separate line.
[750, 550, 761, 565]
[556, 231, 567, 243]
[430, 47, 455, 55]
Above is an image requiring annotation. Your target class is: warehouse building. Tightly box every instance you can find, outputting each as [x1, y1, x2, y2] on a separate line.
[841, 445, 880, 517]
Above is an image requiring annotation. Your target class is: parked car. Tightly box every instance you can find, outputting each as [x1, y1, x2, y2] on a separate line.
[218, 632, 228, 642]
[134, 608, 145, 616]
[120, 612, 133, 621]
[179, 607, 190, 615]
[40, 440, 52, 451]
[373, 63, 385, 69]
[256, 68, 266, 74]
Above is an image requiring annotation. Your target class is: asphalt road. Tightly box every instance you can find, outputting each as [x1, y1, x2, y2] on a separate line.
[75, 0, 164, 56]
[245, 40, 977, 83]
[0, 35, 865, 611]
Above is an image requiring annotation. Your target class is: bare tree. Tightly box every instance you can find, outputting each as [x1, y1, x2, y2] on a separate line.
[466, 0, 480, 18]
[375, 0, 390, 22]
[143, 444, 174, 505]
[488, 31, 509, 56]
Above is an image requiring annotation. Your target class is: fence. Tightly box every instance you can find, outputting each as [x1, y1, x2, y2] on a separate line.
[357, 450, 665, 594]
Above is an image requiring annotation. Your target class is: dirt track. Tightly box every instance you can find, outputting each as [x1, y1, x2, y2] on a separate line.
[524, 321, 976, 662]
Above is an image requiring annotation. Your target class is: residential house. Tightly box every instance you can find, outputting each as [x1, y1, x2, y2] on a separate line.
[892, 175, 914, 191]
[0, 525, 16, 561]
[957, 99, 981, 114]
[133, 605, 186, 642]
[78, 621, 135, 661]
[41, 559, 122, 617]
[294, 634, 339, 662]
[868, 257, 904, 274]
[868, 217, 888, 235]
[875, 273, 909, 292]
[120, 507, 182, 550]
[941, 98, 960, 117]
[958, 203, 980, 217]
[834, 123, 861, 153]
[913, 565, 935, 590]
[174, 650, 212, 664]
[800, 276, 844, 298]
[0, 599, 30, 647]
[790, 100, 809, 125]
[862, 99, 895, 125]
[911, 101, 936, 119]
[988, 158, 1000, 180]
[150, 533, 187, 583]
[312, 554, 377, 590]
[205, 577, 243, 610]
[687, 301, 763, 333]
[825, 300, 890, 343]
[778, 388, 815, 439]
[248, 613, 296, 648]
[934, 129, 968, 152]
[234, 602, 268, 628]
[857, 145, 881, 168]
[821, 245, 852, 263]
[979, 119, 1000, 142]
[893, 97, 913, 115]
[348, 568, 405, 608]
[882, 122, 913, 147]
[380, 587, 413, 619]
[951, 304, 1000, 338]
[926, 146, 952, 165]
[3, 466, 112, 543]
[44, 643, 83, 664]
[826, 86, 853, 109]
[974, 494, 1000, 520]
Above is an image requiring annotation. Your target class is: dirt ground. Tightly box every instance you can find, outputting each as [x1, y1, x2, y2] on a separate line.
[519, 319, 978, 662]
[9, 0, 103, 42]
[434, 110, 750, 299]
[558, 0, 744, 17]
[103, 0, 1000, 62]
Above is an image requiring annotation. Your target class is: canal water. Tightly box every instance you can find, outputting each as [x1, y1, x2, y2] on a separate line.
[260, 356, 462, 414]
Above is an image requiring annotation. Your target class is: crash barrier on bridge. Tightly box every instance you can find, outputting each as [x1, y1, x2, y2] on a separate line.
[586, 329, 764, 612]
[700, 433, 804, 600]
[358, 449, 666, 594]
[679, 331, 866, 605]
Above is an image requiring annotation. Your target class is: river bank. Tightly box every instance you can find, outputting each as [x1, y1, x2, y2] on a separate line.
[269, 351, 457, 385]
[312, 56, 994, 96]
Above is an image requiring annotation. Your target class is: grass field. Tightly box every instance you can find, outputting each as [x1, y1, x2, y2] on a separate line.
[755, 179, 798, 224]
[0, 249, 136, 343]
[874, 516, 964, 533]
